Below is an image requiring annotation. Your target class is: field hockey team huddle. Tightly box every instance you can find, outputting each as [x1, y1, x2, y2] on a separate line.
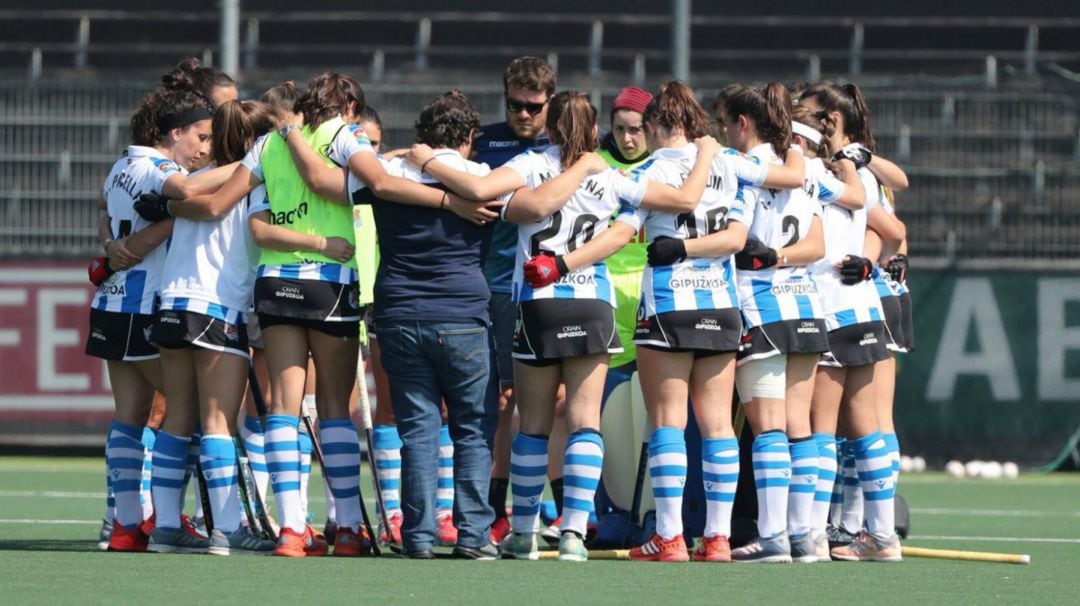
[87, 55, 913, 563]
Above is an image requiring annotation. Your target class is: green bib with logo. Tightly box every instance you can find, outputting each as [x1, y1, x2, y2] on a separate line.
[598, 147, 650, 275]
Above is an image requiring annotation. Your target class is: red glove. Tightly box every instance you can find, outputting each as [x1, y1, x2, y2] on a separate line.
[523, 252, 569, 288]
[88, 256, 114, 287]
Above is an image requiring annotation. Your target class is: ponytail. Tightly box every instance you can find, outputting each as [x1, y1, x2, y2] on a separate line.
[799, 81, 876, 152]
[260, 80, 302, 122]
[725, 82, 793, 159]
[546, 91, 598, 168]
[843, 83, 876, 152]
[212, 100, 275, 166]
[791, 105, 836, 161]
[643, 80, 709, 140]
[294, 72, 365, 129]
[161, 57, 236, 109]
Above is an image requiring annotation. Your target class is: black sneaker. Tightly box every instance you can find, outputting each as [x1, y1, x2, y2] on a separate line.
[402, 548, 435, 559]
[452, 542, 499, 560]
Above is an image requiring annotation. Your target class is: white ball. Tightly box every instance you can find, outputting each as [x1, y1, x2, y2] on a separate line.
[913, 456, 927, 473]
[980, 461, 1004, 479]
[900, 455, 913, 472]
[945, 460, 965, 478]
[965, 460, 985, 478]
[1002, 462, 1019, 479]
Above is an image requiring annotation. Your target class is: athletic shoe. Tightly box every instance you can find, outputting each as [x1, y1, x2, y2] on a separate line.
[557, 531, 588, 562]
[379, 511, 403, 545]
[789, 532, 819, 563]
[453, 543, 499, 560]
[540, 515, 562, 546]
[827, 526, 858, 549]
[691, 535, 731, 562]
[97, 518, 113, 551]
[107, 520, 149, 552]
[629, 533, 690, 562]
[402, 548, 435, 559]
[273, 525, 329, 557]
[323, 519, 338, 546]
[333, 526, 372, 557]
[188, 515, 208, 539]
[435, 513, 458, 546]
[813, 532, 831, 562]
[208, 527, 275, 556]
[148, 525, 210, 554]
[830, 532, 902, 562]
[304, 524, 329, 556]
[489, 516, 511, 545]
[731, 533, 792, 563]
[498, 531, 540, 560]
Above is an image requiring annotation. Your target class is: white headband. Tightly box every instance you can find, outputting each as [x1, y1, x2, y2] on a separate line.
[791, 121, 823, 145]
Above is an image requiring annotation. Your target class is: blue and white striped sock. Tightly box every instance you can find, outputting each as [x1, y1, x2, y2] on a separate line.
[811, 433, 837, 536]
[240, 415, 269, 501]
[702, 436, 739, 539]
[839, 440, 864, 534]
[200, 434, 240, 534]
[149, 429, 190, 530]
[752, 430, 791, 540]
[854, 431, 896, 540]
[265, 414, 305, 533]
[319, 418, 362, 532]
[561, 429, 604, 537]
[106, 421, 147, 529]
[298, 429, 313, 520]
[649, 427, 687, 541]
[436, 424, 454, 516]
[104, 451, 116, 521]
[883, 431, 901, 488]
[373, 424, 403, 515]
[140, 427, 157, 521]
[510, 433, 548, 534]
[787, 436, 818, 537]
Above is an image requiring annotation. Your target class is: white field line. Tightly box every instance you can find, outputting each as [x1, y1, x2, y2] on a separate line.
[911, 507, 1080, 518]
[912, 535, 1080, 544]
[0, 518, 100, 525]
[0, 489, 328, 502]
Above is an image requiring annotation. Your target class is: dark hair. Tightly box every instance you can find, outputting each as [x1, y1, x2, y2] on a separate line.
[724, 82, 793, 159]
[546, 91, 597, 168]
[791, 104, 837, 161]
[212, 100, 275, 166]
[161, 57, 236, 108]
[643, 81, 709, 140]
[503, 56, 556, 97]
[130, 88, 210, 146]
[712, 82, 744, 116]
[415, 90, 480, 150]
[799, 81, 876, 152]
[260, 80, 301, 121]
[295, 72, 365, 129]
[357, 106, 382, 129]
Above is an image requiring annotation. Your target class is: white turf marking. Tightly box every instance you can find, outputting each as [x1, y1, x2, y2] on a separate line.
[912, 507, 1080, 518]
[913, 535, 1080, 544]
[0, 518, 100, 525]
[0, 490, 103, 498]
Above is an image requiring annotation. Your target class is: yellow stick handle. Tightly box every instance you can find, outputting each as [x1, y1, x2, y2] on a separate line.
[902, 545, 1030, 565]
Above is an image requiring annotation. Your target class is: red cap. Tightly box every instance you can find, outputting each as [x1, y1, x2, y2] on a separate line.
[612, 86, 652, 115]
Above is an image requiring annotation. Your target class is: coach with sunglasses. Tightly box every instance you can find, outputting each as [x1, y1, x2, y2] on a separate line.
[472, 56, 554, 541]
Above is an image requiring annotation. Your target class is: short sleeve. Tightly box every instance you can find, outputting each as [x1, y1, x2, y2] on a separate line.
[145, 157, 183, 194]
[500, 150, 536, 188]
[728, 185, 758, 227]
[241, 134, 269, 181]
[816, 170, 846, 204]
[246, 184, 270, 216]
[615, 204, 645, 231]
[725, 150, 769, 187]
[328, 124, 376, 167]
[859, 169, 881, 210]
[610, 171, 646, 209]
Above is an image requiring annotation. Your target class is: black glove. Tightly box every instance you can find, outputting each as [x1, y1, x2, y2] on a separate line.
[834, 143, 872, 170]
[647, 237, 687, 266]
[885, 253, 909, 283]
[134, 193, 172, 222]
[734, 239, 779, 271]
[839, 255, 874, 285]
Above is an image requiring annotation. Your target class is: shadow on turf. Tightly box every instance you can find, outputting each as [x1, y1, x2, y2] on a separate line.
[0, 540, 98, 553]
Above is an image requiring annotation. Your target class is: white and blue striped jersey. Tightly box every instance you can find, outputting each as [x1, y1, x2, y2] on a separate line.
[159, 177, 263, 323]
[93, 146, 183, 315]
[242, 120, 376, 286]
[872, 195, 909, 297]
[738, 144, 824, 328]
[809, 164, 884, 330]
[502, 146, 645, 304]
[617, 144, 767, 317]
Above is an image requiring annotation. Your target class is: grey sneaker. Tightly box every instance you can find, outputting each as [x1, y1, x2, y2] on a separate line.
[557, 531, 588, 562]
[827, 525, 858, 549]
[97, 518, 112, 551]
[831, 532, 902, 562]
[813, 532, 831, 562]
[498, 531, 540, 560]
[452, 542, 499, 560]
[540, 518, 561, 547]
[731, 533, 792, 563]
[208, 527, 276, 556]
[789, 532, 819, 563]
[148, 526, 210, 554]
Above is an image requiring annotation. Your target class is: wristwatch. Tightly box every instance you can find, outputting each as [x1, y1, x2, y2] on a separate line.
[278, 124, 299, 139]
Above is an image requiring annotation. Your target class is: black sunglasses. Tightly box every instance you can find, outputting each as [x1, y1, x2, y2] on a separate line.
[506, 97, 547, 116]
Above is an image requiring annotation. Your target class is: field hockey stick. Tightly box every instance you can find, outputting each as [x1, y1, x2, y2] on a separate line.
[301, 408, 380, 556]
[627, 418, 653, 537]
[355, 339, 396, 552]
[194, 458, 215, 534]
[232, 435, 264, 535]
[243, 363, 279, 539]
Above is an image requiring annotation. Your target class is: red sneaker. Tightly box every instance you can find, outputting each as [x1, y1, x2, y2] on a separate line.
[304, 524, 329, 557]
[489, 516, 511, 545]
[181, 514, 207, 540]
[274, 528, 307, 558]
[629, 533, 690, 562]
[435, 513, 458, 546]
[108, 520, 149, 552]
[333, 526, 372, 557]
[692, 535, 732, 562]
[379, 511, 403, 544]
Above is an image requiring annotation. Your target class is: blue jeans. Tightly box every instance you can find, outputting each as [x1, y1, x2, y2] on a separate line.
[376, 321, 498, 551]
